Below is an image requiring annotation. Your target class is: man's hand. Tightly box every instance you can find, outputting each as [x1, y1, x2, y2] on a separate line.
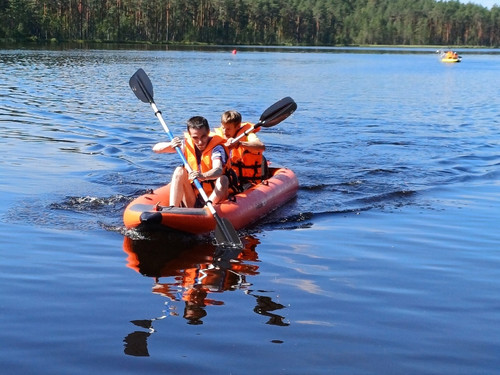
[189, 170, 204, 181]
[152, 137, 182, 153]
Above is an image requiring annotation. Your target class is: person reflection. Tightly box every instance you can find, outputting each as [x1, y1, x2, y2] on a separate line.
[152, 260, 243, 325]
[183, 285, 208, 325]
[122, 234, 288, 356]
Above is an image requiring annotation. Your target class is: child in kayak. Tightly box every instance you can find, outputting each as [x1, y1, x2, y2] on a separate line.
[214, 110, 267, 188]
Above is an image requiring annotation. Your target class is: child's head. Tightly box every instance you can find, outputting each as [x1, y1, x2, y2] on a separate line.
[221, 110, 242, 138]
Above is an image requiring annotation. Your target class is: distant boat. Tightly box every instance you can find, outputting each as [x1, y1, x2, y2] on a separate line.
[438, 50, 461, 63]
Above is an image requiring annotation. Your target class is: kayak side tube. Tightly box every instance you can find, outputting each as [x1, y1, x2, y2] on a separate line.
[123, 167, 298, 234]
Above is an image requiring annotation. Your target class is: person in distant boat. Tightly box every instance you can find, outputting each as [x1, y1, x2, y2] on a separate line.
[445, 50, 458, 59]
[214, 110, 267, 188]
[153, 116, 229, 207]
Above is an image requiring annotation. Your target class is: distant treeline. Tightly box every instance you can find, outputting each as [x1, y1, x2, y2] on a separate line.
[1, 0, 499, 46]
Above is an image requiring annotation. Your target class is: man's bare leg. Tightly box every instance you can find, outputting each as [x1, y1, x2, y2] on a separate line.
[169, 167, 196, 207]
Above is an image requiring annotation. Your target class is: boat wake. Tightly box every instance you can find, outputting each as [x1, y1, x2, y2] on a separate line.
[48, 194, 131, 214]
[247, 186, 421, 232]
[3, 193, 132, 232]
[3, 177, 421, 237]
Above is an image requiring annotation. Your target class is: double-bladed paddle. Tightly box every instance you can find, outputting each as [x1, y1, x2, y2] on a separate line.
[129, 68, 242, 248]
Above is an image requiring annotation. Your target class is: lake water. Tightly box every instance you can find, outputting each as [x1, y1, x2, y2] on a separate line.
[1, 45, 499, 374]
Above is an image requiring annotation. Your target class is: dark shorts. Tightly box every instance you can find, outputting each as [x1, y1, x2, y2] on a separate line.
[194, 194, 205, 208]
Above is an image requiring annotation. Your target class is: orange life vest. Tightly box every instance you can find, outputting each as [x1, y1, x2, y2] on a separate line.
[183, 133, 228, 194]
[215, 123, 265, 181]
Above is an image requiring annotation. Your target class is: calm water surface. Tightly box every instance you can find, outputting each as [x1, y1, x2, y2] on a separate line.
[1, 46, 499, 374]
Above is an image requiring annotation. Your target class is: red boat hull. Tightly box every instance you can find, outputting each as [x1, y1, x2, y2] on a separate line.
[123, 167, 298, 234]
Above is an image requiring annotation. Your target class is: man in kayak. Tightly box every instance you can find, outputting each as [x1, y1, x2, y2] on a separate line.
[214, 110, 267, 188]
[153, 116, 229, 207]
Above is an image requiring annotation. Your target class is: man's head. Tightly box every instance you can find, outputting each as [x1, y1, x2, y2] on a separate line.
[187, 116, 210, 151]
[220, 110, 242, 139]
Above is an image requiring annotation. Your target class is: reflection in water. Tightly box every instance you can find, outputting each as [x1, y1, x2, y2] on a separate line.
[123, 329, 151, 357]
[246, 291, 290, 327]
[122, 232, 288, 356]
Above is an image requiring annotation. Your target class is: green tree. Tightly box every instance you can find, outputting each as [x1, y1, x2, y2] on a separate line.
[1, 0, 499, 47]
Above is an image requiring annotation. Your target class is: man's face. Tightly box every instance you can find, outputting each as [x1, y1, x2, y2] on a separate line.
[188, 127, 210, 151]
[220, 122, 239, 139]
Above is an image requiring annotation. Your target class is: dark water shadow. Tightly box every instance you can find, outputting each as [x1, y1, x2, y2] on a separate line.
[122, 232, 288, 357]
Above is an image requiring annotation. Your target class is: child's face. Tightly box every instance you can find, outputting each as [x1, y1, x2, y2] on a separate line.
[220, 122, 239, 139]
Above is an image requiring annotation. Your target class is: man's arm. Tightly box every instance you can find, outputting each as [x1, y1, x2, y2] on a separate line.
[152, 137, 182, 153]
[189, 158, 223, 181]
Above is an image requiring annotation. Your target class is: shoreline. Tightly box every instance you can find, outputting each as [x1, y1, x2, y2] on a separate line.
[2, 40, 500, 52]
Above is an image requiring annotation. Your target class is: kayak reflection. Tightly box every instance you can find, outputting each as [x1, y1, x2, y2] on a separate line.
[122, 232, 289, 356]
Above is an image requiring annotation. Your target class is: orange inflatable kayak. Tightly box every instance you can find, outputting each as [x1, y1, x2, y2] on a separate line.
[123, 167, 298, 234]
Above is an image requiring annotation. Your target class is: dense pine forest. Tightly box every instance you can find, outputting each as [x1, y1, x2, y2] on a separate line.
[1, 0, 499, 46]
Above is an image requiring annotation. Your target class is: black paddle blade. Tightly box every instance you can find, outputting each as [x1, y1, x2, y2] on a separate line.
[259, 96, 297, 128]
[214, 217, 242, 249]
[129, 68, 154, 104]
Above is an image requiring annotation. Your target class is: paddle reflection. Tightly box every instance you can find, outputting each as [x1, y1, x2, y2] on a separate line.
[122, 232, 288, 356]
